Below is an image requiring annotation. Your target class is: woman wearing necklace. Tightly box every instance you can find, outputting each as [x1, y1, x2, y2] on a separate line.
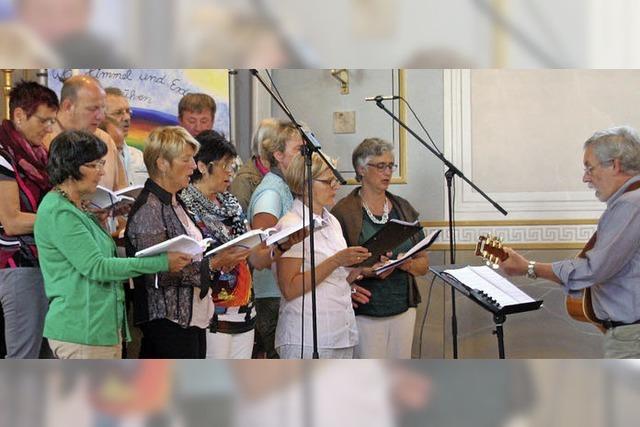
[332, 138, 429, 358]
[0, 81, 58, 358]
[34, 130, 192, 359]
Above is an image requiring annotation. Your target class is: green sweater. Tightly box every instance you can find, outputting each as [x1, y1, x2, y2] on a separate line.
[35, 191, 169, 346]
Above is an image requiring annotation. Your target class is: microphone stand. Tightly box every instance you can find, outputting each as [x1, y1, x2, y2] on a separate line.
[371, 98, 507, 358]
[250, 69, 346, 359]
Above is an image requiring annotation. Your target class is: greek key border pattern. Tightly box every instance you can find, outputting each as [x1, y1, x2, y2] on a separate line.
[427, 224, 597, 245]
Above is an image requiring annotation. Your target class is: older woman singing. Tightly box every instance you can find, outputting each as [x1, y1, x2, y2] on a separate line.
[35, 130, 191, 359]
[332, 138, 429, 358]
[125, 126, 246, 358]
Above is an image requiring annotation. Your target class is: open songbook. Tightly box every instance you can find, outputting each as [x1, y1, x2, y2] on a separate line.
[89, 185, 144, 210]
[443, 265, 540, 311]
[135, 235, 214, 257]
[374, 229, 441, 274]
[204, 217, 329, 256]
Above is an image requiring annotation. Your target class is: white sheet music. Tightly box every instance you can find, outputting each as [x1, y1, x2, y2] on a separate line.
[444, 266, 535, 307]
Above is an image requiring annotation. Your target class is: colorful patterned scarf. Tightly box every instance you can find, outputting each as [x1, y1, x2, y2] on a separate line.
[180, 184, 248, 243]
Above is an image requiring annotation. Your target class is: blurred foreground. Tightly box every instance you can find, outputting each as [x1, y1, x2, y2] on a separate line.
[1, 360, 640, 427]
[1, 0, 639, 68]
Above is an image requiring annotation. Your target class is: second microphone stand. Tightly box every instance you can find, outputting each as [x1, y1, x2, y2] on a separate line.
[372, 98, 507, 358]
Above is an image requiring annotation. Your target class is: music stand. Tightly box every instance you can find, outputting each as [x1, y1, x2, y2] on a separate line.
[430, 265, 543, 359]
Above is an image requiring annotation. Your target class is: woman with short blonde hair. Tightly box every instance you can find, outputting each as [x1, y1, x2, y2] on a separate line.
[246, 120, 304, 359]
[126, 125, 230, 358]
[143, 126, 199, 179]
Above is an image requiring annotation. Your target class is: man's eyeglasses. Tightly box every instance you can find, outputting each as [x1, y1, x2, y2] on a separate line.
[314, 178, 340, 188]
[367, 162, 398, 172]
[83, 159, 107, 170]
[583, 159, 613, 176]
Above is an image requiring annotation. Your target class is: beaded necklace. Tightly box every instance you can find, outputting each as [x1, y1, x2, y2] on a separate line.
[362, 197, 390, 225]
[54, 185, 89, 212]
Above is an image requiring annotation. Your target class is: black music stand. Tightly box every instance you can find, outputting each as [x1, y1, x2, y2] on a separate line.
[430, 265, 543, 359]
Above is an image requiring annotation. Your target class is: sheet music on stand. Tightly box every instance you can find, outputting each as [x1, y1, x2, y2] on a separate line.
[430, 265, 543, 358]
[442, 265, 542, 315]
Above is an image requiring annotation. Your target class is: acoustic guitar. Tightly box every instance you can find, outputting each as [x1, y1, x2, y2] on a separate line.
[474, 235, 605, 333]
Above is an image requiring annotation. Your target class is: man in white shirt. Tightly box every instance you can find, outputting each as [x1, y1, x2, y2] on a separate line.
[104, 87, 148, 186]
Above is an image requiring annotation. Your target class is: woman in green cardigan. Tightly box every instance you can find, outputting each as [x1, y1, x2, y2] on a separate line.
[34, 130, 192, 359]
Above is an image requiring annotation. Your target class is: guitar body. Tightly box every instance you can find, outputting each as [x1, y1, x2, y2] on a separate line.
[565, 287, 606, 333]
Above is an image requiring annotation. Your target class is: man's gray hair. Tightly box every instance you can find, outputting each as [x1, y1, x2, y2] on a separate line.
[352, 137, 394, 182]
[584, 126, 640, 175]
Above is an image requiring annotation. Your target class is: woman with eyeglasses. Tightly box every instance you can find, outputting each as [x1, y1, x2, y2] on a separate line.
[332, 138, 429, 359]
[275, 152, 371, 359]
[0, 81, 58, 358]
[34, 130, 192, 359]
[180, 130, 260, 359]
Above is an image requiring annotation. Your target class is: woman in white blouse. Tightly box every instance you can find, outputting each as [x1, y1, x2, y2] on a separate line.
[275, 152, 371, 359]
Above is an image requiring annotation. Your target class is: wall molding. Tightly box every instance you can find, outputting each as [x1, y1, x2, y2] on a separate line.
[442, 69, 605, 221]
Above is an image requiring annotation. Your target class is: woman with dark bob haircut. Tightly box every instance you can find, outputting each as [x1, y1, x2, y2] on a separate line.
[0, 80, 58, 358]
[181, 130, 288, 358]
[34, 130, 191, 359]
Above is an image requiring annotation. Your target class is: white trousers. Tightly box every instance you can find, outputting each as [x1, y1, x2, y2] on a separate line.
[354, 308, 417, 359]
[206, 329, 255, 359]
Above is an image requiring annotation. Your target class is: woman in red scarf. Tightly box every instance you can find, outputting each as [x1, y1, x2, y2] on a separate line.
[0, 81, 59, 358]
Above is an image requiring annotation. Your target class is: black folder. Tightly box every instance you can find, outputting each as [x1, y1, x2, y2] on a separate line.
[356, 219, 424, 267]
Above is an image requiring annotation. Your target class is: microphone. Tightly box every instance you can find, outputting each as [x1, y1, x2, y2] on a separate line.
[365, 95, 400, 102]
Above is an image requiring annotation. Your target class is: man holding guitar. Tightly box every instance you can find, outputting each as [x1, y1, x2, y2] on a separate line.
[499, 126, 640, 358]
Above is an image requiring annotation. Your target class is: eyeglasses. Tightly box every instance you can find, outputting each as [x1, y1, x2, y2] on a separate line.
[83, 159, 107, 170]
[314, 178, 340, 188]
[210, 160, 238, 174]
[33, 115, 56, 126]
[583, 159, 613, 176]
[367, 162, 398, 172]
